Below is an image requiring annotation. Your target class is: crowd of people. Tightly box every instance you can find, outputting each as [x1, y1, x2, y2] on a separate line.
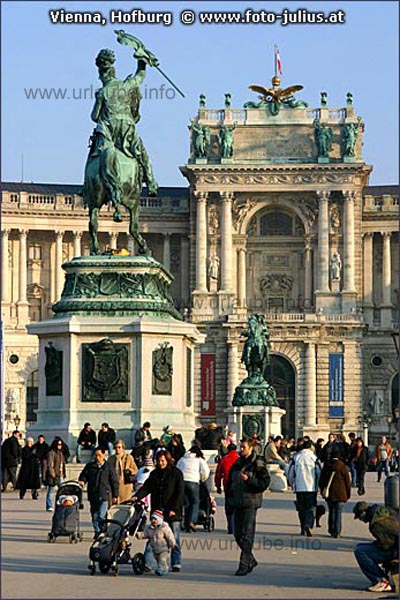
[1, 423, 398, 589]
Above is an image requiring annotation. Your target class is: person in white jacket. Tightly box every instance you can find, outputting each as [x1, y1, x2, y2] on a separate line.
[287, 439, 322, 537]
[176, 445, 210, 532]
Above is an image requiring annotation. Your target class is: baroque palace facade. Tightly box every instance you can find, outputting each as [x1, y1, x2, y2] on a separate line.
[1, 87, 398, 447]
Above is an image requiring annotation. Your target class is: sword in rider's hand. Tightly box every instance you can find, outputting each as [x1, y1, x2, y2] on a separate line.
[115, 29, 185, 98]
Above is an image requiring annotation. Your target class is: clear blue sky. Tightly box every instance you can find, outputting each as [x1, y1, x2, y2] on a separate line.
[2, 0, 399, 186]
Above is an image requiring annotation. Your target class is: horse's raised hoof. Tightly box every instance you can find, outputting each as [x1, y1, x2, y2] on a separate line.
[113, 211, 123, 223]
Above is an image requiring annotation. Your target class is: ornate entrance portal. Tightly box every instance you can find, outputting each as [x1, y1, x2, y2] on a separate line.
[265, 355, 295, 438]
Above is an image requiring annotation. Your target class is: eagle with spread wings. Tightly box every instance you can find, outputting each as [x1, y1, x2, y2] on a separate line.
[248, 83, 304, 104]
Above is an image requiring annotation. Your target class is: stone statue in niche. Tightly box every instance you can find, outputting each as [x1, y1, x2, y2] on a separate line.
[330, 252, 342, 281]
[208, 254, 220, 281]
[208, 204, 219, 235]
[152, 342, 173, 395]
[369, 390, 384, 416]
[330, 204, 341, 231]
[45, 342, 63, 396]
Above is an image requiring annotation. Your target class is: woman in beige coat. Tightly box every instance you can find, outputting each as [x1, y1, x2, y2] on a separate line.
[107, 439, 137, 503]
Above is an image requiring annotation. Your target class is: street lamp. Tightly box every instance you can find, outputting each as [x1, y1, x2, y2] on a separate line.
[13, 414, 21, 430]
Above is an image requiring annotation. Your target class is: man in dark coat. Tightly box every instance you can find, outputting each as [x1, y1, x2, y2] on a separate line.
[1, 431, 22, 491]
[97, 423, 116, 456]
[132, 449, 184, 572]
[76, 422, 97, 463]
[134, 422, 152, 447]
[225, 437, 270, 576]
[33, 435, 50, 486]
[321, 433, 340, 464]
[78, 448, 119, 536]
[353, 501, 399, 593]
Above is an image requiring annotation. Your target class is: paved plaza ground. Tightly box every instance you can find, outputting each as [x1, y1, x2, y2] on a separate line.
[1, 472, 394, 599]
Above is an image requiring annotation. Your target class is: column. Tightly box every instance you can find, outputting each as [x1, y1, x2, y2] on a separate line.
[363, 233, 374, 324]
[1, 229, 10, 305]
[17, 229, 28, 305]
[343, 190, 356, 292]
[109, 231, 118, 251]
[180, 235, 190, 304]
[163, 233, 171, 271]
[227, 341, 238, 404]
[55, 230, 64, 301]
[382, 232, 392, 305]
[304, 342, 316, 427]
[220, 191, 234, 292]
[316, 190, 330, 292]
[73, 230, 83, 257]
[237, 248, 247, 307]
[304, 236, 312, 308]
[195, 191, 208, 292]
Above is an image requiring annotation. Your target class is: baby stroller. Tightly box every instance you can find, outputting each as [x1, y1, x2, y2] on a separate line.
[88, 500, 147, 576]
[197, 481, 216, 532]
[47, 480, 84, 543]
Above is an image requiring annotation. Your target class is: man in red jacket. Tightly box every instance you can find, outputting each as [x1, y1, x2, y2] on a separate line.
[215, 443, 240, 533]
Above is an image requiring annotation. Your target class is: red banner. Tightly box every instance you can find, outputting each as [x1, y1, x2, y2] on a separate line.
[201, 354, 215, 416]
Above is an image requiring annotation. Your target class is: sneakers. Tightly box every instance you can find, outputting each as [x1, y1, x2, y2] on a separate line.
[155, 569, 168, 576]
[367, 579, 392, 592]
[144, 566, 152, 573]
[46, 507, 53, 512]
[171, 565, 181, 572]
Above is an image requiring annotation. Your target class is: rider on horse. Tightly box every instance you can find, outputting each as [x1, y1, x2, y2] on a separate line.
[89, 47, 158, 222]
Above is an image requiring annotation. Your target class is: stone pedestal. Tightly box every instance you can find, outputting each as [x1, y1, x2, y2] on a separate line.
[27, 255, 205, 450]
[225, 405, 286, 448]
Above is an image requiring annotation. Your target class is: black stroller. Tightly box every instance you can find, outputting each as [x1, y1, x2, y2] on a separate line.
[47, 480, 84, 543]
[197, 481, 216, 532]
[88, 501, 147, 576]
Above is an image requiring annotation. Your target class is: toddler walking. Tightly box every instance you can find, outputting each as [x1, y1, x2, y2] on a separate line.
[137, 509, 176, 576]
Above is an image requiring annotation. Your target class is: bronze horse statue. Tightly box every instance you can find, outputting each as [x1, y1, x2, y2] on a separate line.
[83, 37, 161, 256]
[83, 138, 148, 256]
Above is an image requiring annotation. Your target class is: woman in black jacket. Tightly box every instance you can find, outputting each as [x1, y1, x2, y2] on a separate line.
[353, 437, 369, 496]
[16, 437, 41, 499]
[133, 449, 184, 572]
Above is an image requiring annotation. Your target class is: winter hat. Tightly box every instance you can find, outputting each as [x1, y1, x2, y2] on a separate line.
[151, 510, 164, 525]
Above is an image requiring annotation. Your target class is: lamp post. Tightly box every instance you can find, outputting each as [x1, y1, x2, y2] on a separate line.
[13, 414, 21, 431]
[358, 411, 371, 446]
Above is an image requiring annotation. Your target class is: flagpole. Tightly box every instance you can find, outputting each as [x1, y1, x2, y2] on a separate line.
[274, 44, 277, 78]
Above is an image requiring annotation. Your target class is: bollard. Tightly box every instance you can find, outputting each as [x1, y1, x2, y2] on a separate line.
[384, 474, 399, 510]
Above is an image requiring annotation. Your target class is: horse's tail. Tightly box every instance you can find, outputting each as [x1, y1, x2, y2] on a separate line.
[99, 145, 122, 206]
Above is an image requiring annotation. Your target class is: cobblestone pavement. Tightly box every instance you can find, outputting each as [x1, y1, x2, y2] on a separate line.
[1, 472, 393, 599]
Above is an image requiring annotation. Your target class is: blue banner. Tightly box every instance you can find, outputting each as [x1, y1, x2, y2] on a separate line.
[329, 353, 344, 418]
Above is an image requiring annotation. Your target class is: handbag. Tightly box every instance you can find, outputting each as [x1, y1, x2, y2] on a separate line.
[322, 471, 335, 499]
[123, 469, 136, 485]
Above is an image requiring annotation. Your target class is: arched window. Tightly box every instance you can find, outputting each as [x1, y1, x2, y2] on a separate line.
[260, 212, 292, 236]
[26, 370, 39, 423]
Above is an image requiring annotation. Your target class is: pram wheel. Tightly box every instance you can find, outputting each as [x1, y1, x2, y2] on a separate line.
[47, 533, 56, 543]
[98, 561, 110, 574]
[88, 564, 96, 575]
[112, 565, 119, 577]
[132, 552, 145, 575]
[69, 533, 77, 543]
